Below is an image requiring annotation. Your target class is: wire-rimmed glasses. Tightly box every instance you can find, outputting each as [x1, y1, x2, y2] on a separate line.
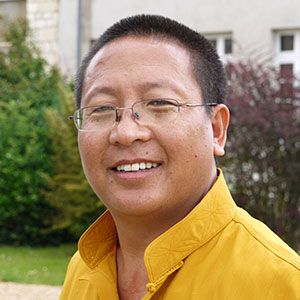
[69, 98, 218, 132]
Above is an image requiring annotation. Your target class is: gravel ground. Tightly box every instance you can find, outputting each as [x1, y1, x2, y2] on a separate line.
[0, 282, 62, 300]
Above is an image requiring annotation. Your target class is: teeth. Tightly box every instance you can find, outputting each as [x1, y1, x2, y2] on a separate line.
[131, 163, 139, 171]
[115, 162, 159, 172]
[124, 164, 131, 171]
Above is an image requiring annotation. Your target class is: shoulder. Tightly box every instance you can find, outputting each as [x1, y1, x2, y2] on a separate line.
[233, 207, 299, 269]
[182, 208, 300, 298]
[64, 251, 89, 278]
[230, 208, 300, 298]
[59, 251, 99, 300]
[231, 207, 300, 294]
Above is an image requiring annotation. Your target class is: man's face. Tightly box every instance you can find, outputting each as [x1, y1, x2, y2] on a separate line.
[79, 36, 227, 220]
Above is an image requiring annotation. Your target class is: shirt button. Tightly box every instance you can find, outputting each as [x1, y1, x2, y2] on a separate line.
[146, 283, 156, 293]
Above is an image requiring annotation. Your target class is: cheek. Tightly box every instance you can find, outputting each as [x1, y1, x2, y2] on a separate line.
[78, 133, 104, 170]
[168, 122, 213, 160]
[78, 135, 92, 163]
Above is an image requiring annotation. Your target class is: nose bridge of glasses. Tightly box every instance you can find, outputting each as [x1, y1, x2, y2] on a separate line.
[115, 106, 137, 122]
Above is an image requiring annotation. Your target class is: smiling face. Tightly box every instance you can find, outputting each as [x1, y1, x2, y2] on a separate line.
[78, 36, 228, 221]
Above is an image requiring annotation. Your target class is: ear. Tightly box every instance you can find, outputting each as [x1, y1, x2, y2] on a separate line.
[211, 104, 230, 157]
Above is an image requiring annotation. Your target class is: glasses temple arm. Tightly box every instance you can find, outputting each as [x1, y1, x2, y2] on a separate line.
[181, 103, 218, 108]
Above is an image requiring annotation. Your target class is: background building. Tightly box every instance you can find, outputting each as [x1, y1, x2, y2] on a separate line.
[1, 0, 300, 78]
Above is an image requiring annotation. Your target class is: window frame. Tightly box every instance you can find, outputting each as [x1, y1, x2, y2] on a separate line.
[204, 33, 233, 64]
[274, 29, 300, 77]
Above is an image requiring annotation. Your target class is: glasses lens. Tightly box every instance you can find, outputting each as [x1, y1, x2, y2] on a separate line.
[77, 105, 115, 131]
[74, 110, 82, 129]
[134, 99, 179, 124]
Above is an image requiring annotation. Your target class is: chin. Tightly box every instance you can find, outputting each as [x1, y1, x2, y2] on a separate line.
[103, 194, 163, 217]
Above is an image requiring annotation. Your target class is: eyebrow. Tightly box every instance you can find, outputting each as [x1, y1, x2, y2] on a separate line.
[138, 80, 186, 97]
[83, 79, 184, 105]
[83, 86, 116, 106]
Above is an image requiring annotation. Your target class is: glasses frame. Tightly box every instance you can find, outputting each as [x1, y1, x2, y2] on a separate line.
[69, 98, 218, 132]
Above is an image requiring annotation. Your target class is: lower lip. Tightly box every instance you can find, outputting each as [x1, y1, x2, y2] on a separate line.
[110, 166, 160, 180]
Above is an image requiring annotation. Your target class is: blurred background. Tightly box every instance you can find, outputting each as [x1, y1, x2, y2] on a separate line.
[0, 0, 299, 287]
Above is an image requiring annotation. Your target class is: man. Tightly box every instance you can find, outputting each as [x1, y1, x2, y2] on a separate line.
[60, 15, 299, 300]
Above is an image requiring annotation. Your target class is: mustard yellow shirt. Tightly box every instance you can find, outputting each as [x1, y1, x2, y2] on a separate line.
[60, 170, 300, 300]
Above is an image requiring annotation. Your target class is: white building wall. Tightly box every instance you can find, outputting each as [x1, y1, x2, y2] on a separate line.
[57, 0, 79, 76]
[57, 0, 300, 77]
[90, 0, 300, 60]
[26, 0, 59, 66]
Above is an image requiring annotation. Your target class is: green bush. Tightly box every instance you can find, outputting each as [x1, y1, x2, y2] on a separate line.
[45, 86, 105, 239]
[0, 19, 105, 245]
[0, 20, 62, 245]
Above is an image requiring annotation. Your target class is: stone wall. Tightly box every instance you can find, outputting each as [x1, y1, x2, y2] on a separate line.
[0, 0, 26, 52]
[26, 0, 59, 66]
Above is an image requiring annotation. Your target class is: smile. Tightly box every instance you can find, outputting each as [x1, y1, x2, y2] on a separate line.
[115, 162, 160, 172]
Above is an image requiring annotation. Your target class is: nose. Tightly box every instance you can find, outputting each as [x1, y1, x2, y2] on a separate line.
[109, 109, 151, 146]
[115, 107, 140, 122]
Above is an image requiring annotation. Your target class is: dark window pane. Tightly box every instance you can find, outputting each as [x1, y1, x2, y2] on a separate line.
[280, 64, 293, 77]
[280, 35, 294, 51]
[280, 64, 294, 98]
[208, 39, 217, 49]
[225, 38, 232, 54]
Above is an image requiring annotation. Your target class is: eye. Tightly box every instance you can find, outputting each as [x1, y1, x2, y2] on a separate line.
[90, 105, 115, 114]
[146, 99, 178, 107]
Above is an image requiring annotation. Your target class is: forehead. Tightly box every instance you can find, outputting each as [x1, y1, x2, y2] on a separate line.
[88, 35, 191, 70]
[81, 36, 202, 106]
[84, 36, 193, 83]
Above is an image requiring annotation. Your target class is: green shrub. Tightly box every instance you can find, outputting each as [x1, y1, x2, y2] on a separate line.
[0, 19, 105, 245]
[0, 19, 62, 245]
[45, 86, 105, 239]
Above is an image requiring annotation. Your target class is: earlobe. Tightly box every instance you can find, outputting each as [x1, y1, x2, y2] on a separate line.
[212, 104, 230, 157]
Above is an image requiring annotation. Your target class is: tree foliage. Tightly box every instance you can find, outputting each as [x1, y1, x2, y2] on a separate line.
[45, 86, 105, 239]
[221, 62, 300, 251]
[0, 19, 105, 245]
[0, 19, 61, 244]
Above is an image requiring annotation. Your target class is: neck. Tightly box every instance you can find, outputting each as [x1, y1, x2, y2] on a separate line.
[113, 212, 173, 258]
[112, 169, 218, 259]
[111, 200, 199, 260]
[114, 212, 178, 300]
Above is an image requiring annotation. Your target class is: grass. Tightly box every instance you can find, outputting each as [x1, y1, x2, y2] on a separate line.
[0, 244, 77, 286]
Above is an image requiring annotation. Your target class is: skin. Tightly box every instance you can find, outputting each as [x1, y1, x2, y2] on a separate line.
[79, 36, 229, 300]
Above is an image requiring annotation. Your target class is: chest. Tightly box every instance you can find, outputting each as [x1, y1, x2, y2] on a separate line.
[117, 266, 148, 300]
[118, 285, 147, 300]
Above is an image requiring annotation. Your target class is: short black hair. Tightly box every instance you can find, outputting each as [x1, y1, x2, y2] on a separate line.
[75, 14, 226, 109]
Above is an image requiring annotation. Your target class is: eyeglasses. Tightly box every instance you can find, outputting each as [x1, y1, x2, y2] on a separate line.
[69, 98, 217, 132]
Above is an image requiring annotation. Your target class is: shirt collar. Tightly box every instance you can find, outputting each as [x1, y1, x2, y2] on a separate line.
[78, 209, 117, 268]
[78, 169, 236, 280]
[144, 169, 236, 284]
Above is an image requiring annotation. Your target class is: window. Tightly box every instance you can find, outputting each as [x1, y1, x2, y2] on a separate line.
[280, 35, 294, 51]
[0, 0, 26, 53]
[280, 64, 294, 98]
[224, 38, 232, 54]
[204, 33, 233, 63]
[274, 30, 300, 77]
[280, 64, 293, 76]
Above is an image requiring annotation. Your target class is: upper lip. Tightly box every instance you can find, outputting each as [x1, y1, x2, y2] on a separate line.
[110, 159, 162, 169]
